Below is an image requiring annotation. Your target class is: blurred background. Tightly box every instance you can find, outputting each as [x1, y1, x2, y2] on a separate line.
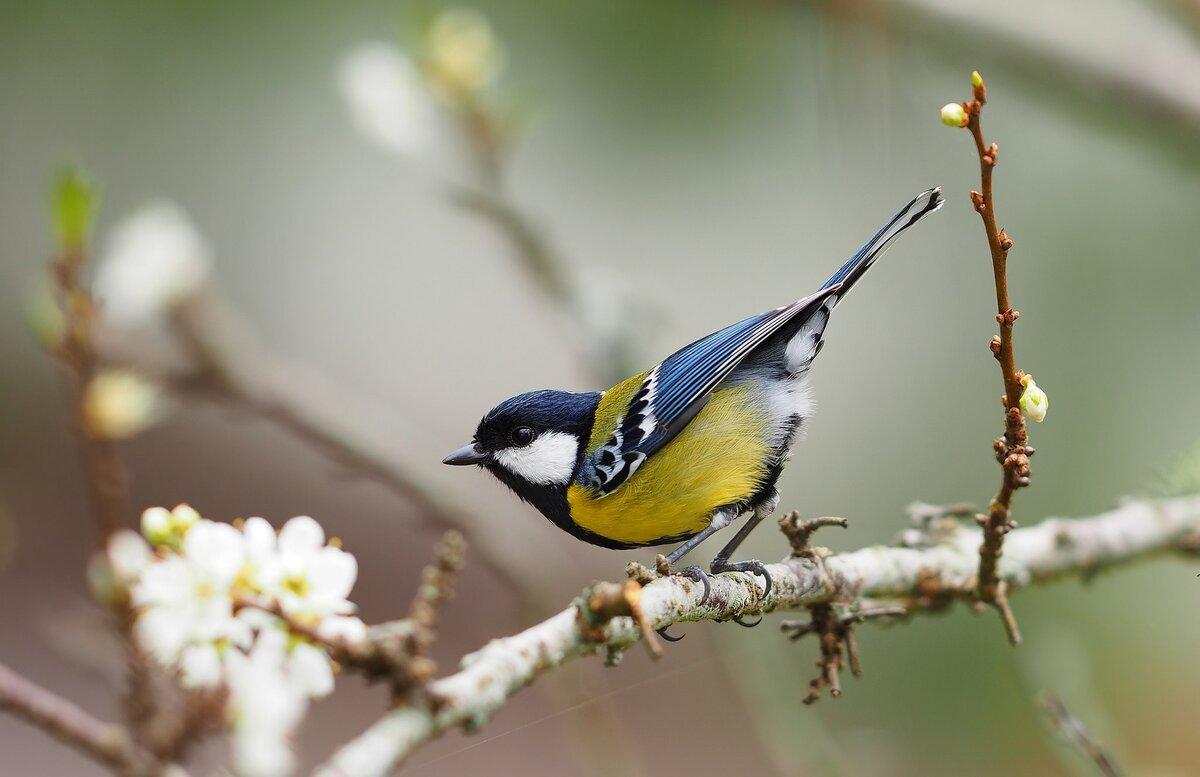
[3, 1, 1199, 774]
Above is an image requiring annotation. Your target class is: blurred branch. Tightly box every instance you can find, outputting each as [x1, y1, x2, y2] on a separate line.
[0, 660, 168, 776]
[97, 290, 546, 601]
[45, 169, 163, 755]
[315, 494, 1200, 776]
[954, 73, 1030, 646]
[873, 0, 1200, 140]
[1040, 692, 1124, 777]
[48, 172, 129, 545]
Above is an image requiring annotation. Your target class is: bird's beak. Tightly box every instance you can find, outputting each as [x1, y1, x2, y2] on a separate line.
[442, 442, 491, 466]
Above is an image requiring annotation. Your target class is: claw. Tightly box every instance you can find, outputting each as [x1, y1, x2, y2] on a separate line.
[733, 614, 762, 628]
[656, 626, 685, 642]
[673, 565, 712, 606]
[710, 559, 771, 600]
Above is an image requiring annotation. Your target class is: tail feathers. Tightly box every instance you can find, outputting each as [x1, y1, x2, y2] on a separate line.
[822, 187, 943, 297]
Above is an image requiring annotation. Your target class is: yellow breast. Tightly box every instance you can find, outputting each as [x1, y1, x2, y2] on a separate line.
[566, 375, 772, 546]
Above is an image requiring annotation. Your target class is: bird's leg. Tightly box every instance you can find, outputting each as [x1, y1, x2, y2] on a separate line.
[651, 507, 741, 644]
[710, 491, 778, 627]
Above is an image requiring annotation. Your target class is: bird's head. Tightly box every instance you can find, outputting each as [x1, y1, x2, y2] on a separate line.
[442, 389, 600, 497]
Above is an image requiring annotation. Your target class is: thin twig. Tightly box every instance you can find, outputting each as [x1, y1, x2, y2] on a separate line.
[958, 72, 1030, 645]
[1040, 692, 1124, 777]
[314, 494, 1200, 776]
[0, 660, 164, 776]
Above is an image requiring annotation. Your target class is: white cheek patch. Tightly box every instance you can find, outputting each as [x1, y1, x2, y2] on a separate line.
[492, 431, 580, 486]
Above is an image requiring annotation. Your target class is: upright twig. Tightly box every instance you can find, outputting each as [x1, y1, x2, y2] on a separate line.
[953, 72, 1031, 645]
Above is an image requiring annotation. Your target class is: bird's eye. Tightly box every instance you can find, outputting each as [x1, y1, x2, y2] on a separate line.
[510, 426, 536, 447]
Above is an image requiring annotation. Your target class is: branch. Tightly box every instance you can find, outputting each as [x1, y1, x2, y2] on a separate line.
[45, 169, 160, 750]
[955, 72, 1030, 645]
[1040, 692, 1124, 777]
[878, 0, 1200, 147]
[48, 174, 129, 544]
[315, 495, 1200, 776]
[0, 661, 164, 776]
[97, 291, 547, 602]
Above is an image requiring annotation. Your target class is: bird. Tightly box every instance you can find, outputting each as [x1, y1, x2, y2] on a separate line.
[443, 187, 943, 624]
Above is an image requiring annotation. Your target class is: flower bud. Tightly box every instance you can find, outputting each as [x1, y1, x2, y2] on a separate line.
[82, 370, 160, 439]
[141, 504, 201, 548]
[940, 102, 968, 128]
[1019, 374, 1049, 423]
[971, 70, 984, 89]
[424, 8, 505, 100]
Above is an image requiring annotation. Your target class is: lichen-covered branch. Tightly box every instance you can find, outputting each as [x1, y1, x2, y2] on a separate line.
[0, 661, 166, 776]
[315, 494, 1200, 776]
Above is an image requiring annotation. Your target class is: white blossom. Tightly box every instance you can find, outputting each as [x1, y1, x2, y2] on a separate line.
[121, 505, 362, 751]
[94, 201, 211, 327]
[338, 43, 436, 156]
[258, 516, 358, 625]
[106, 529, 152, 584]
[227, 629, 308, 777]
[132, 520, 250, 672]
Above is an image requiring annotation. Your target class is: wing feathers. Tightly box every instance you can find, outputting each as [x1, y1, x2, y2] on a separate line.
[583, 188, 942, 496]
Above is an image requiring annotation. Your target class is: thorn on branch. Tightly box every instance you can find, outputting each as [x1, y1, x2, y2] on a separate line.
[778, 512, 848, 557]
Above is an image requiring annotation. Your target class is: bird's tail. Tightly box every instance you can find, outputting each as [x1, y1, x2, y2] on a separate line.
[821, 187, 944, 298]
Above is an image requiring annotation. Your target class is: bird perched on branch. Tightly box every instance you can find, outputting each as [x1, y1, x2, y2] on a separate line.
[444, 188, 943, 617]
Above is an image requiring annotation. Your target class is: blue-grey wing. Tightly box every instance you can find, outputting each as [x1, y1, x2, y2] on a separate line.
[583, 286, 839, 495]
[582, 187, 944, 496]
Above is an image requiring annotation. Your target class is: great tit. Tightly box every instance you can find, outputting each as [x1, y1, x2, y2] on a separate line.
[444, 188, 943, 610]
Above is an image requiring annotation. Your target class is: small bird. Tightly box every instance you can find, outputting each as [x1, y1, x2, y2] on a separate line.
[444, 188, 943, 616]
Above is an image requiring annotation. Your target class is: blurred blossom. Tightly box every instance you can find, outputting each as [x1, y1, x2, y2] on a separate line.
[94, 201, 211, 327]
[89, 529, 153, 607]
[82, 369, 160, 439]
[106, 529, 152, 584]
[1020, 374, 1049, 423]
[423, 8, 505, 101]
[338, 42, 436, 156]
[226, 628, 308, 777]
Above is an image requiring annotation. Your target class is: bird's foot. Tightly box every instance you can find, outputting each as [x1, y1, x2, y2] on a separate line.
[710, 558, 772, 601]
[663, 563, 712, 607]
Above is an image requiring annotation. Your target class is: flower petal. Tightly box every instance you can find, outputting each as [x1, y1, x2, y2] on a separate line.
[277, 516, 324, 555]
[179, 644, 223, 688]
[183, 521, 245, 583]
[288, 642, 334, 698]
